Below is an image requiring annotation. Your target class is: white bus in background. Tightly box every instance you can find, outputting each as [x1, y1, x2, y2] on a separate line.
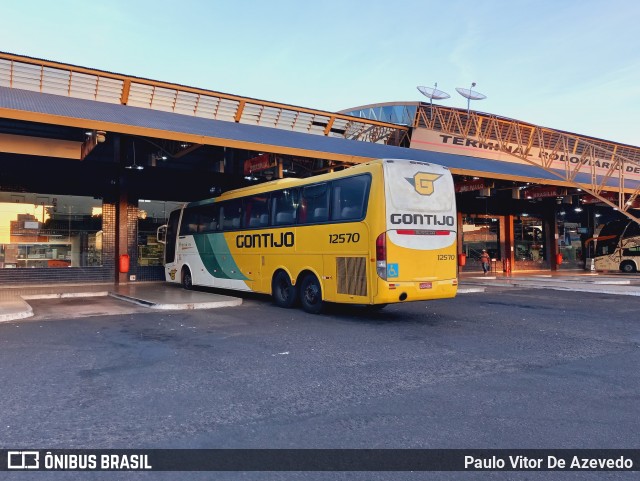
[593, 220, 640, 273]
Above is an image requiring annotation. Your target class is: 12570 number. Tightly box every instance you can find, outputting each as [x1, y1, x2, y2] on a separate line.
[329, 233, 360, 244]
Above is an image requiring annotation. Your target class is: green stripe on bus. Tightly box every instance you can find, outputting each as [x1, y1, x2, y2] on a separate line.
[194, 233, 249, 281]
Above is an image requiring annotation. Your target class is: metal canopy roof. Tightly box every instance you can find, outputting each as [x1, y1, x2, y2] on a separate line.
[1, 85, 636, 192]
[0, 52, 406, 145]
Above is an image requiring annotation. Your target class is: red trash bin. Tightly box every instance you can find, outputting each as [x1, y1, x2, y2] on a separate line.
[458, 253, 467, 267]
[119, 254, 130, 273]
[556, 253, 563, 265]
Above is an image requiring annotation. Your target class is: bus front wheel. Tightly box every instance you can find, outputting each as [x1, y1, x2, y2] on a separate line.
[300, 273, 323, 314]
[272, 271, 297, 308]
[620, 261, 637, 273]
[182, 267, 193, 290]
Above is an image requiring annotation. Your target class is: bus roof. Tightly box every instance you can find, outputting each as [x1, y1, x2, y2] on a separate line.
[186, 158, 450, 208]
[187, 159, 387, 207]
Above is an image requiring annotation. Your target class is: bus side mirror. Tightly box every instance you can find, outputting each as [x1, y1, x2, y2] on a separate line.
[157, 225, 167, 244]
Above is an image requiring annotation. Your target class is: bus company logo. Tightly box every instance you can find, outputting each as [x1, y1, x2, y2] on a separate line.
[168, 268, 177, 280]
[8, 451, 40, 470]
[405, 172, 442, 196]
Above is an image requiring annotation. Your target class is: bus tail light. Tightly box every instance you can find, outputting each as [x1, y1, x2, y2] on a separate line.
[376, 233, 387, 279]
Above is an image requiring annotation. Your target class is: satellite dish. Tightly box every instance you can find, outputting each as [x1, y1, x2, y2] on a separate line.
[417, 83, 450, 119]
[455, 87, 487, 100]
[417, 85, 451, 100]
[456, 82, 487, 114]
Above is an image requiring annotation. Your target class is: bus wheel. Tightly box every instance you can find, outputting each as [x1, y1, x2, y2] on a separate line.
[300, 273, 323, 314]
[182, 267, 193, 290]
[620, 261, 637, 273]
[272, 271, 297, 308]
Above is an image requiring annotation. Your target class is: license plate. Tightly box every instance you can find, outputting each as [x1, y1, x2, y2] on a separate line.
[420, 282, 432, 289]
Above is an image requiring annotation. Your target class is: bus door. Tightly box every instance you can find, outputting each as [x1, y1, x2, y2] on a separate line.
[165, 209, 180, 265]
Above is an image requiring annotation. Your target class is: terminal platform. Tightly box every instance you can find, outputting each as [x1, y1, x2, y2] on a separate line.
[0, 282, 242, 322]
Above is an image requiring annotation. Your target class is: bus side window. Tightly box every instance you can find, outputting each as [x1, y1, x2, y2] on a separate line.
[179, 207, 199, 235]
[198, 204, 219, 232]
[300, 183, 329, 224]
[331, 174, 371, 221]
[244, 195, 270, 228]
[623, 246, 640, 256]
[271, 189, 299, 226]
[220, 199, 243, 230]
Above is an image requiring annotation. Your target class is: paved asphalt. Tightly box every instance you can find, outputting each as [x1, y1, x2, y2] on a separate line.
[1, 287, 639, 480]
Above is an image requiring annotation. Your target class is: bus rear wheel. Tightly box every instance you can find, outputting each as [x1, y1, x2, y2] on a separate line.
[272, 271, 297, 308]
[300, 273, 323, 314]
[182, 267, 193, 290]
[620, 261, 637, 273]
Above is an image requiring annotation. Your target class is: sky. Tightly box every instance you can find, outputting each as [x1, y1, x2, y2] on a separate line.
[1, 0, 639, 146]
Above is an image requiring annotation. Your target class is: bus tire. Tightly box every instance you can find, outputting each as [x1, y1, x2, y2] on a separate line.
[300, 273, 323, 314]
[182, 266, 193, 290]
[620, 261, 637, 273]
[272, 271, 297, 308]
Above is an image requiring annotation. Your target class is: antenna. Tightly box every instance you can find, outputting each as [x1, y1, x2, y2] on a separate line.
[455, 82, 487, 114]
[125, 141, 144, 170]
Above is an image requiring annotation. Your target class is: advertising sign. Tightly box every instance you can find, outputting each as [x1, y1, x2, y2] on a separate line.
[243, 153, 275, 175]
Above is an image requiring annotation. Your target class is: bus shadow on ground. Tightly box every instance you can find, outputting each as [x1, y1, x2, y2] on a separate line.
[188, 285, 448, 326]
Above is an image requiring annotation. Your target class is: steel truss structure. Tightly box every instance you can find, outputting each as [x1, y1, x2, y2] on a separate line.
[416, 104, 640, 224]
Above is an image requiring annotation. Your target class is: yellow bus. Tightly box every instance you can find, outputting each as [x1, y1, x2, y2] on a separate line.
[160, 158, 458, 313]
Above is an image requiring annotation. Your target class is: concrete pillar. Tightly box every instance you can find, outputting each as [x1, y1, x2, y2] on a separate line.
[500, 215, 515, 272]
[545, 204, 560, 271]
[114, 135, 131, 285]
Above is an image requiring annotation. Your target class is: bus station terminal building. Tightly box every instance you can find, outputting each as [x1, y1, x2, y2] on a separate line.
[1, 52, 639, 286]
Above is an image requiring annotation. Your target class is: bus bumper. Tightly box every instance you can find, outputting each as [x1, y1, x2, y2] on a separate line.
[374, 279, 458, 304]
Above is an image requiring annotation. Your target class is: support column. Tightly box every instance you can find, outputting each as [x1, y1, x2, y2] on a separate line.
[114, 135, 130, 285]
[115, 186, 129, 284]
[546, 204, 560, 271]
[500, 215, 514, 272]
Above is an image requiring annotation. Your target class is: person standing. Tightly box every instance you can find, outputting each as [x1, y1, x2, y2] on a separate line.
[480, 249, 491, 275]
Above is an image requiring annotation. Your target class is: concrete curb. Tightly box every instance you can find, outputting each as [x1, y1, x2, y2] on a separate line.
[109, 292, 243, 310]
[21, 292, 110, 300]
[457, 287, 486, 294]
[1, 285, 244, 322]
[460, 279, 640, 297]
[0, 296, 33, 323]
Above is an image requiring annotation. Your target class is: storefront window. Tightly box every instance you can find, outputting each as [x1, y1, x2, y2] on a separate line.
[462, 216, 500, 270]
[137, 200, 183, 266]
[0, 193, 103, 269]
[514, 216, 547, 269]
[556, 208, 592, 269]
